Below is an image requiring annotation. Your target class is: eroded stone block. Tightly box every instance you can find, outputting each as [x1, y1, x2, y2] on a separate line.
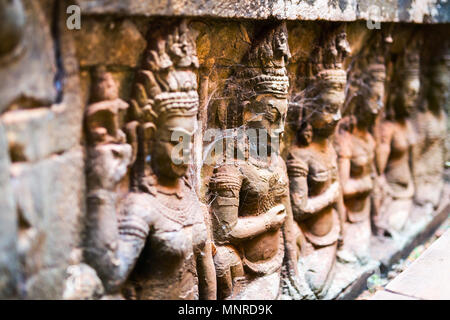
[10, 147, 85, 298]
[0, 123, 19, 298]
[74, 19, 147, 68]
[0, 0, 57, 113]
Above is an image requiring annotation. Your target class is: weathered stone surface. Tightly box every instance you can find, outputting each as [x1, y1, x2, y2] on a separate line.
[2, 102, 82, 163]
[74, 19, 147, 68]
[370, 290, 418, 300]
[25, 267, 69, 300]
[0, 0, 448, 302]
[10, 147, 85, 298]
[76, 0, 450, 23]
[386, 229, 450, 300]
[1, 6, 83, 164]
[326, 260, 380, 300]
[0, 123, 19, 298]
[2, 108, 70, 163]
[62, 263, 104, 300]
[0, 0, 57, 113]
[371, 185, 450, 271]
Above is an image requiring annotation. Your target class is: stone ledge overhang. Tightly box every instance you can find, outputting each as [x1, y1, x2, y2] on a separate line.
[75, 0, 450, 23]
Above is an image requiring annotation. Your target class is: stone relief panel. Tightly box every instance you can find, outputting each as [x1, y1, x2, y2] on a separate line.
[0, 1, 448, 300]
[77, 19, 449, 300]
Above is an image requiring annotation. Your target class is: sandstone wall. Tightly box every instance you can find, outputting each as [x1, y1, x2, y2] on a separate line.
[0, 0, 448, 300]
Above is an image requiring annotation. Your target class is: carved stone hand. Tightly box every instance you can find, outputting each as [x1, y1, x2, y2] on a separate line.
[87, 144, 132, 191]
[266, 204, 287, 231]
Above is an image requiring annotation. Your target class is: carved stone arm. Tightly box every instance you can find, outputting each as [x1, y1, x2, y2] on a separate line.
[211, 192, 284, 243]
[210, 165, 281, 244]
[103, 213, 150, 291]
[280, 192, 300, 281]
[289, 174, 309, 220]
[294, 181, 340, 218]
[374, 123, 393, 176]
[86, 202, 149, 294]
[342, 175, 373, 198]
[196, 238, 217, 300]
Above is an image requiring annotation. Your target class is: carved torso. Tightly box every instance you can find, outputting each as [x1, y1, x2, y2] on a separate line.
[381, 120, 415, 194]
[349, 133, 375, 178]
[238, 158, 289, 217]
[412, 109, 447, 206]
[335, 127, 375, 222]
[288, 142, 340, 246]
[119, 177, 208, 300]
[413, 109, 446, 177]
[210, 156, 288, 275]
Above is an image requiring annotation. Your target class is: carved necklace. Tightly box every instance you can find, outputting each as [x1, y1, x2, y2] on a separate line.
[139, 174, 196, 225]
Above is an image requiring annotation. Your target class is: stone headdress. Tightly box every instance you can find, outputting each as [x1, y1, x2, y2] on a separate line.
[240, 22, 291, 98]
[398, 43, 421, 78]
[126, 20, 200, 185]
[344, 31, 390, 118]
[309, 24, 350, 83]
[223, 22, 291, 128]
[385, 37, 421, 119]
[362, 32, 389, 82]
[425, 37, 450, 75]
[130, 19, 199, 126]
[421, 37, 450, 111]
[294, 24, 350, 128]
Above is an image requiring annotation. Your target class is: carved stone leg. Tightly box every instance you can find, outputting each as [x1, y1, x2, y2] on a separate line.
[213, 245, 244, 300]
[384, 198, 412, 233]
[339, 220, 371, 265]
[300, 243, 337, 298]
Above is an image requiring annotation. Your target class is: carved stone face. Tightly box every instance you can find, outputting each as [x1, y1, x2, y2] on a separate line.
[244, 93, 288, 143]
[400, 74, 420, 114]
[152, 115, 196, 179]
[274, 30, 289, 62]
[429, 66, 450, 109]
[366, 76, 385, 115]
[358, 73, 385, 124]
[310, 75, 345, 136]
[298, 122, 313, 146]
[94, 73, 119, 101]
[88, 144, 132, 190]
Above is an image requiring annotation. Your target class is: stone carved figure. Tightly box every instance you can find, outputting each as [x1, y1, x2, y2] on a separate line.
[411, 43, 449, 208]
[208, 22, 301, 300]
[374, 42, 420, 234]
[286, 25, 350, 298]
[85, 20, 216, 300]
[333, 34, 387, 263]
[84, 67, 132, 297]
